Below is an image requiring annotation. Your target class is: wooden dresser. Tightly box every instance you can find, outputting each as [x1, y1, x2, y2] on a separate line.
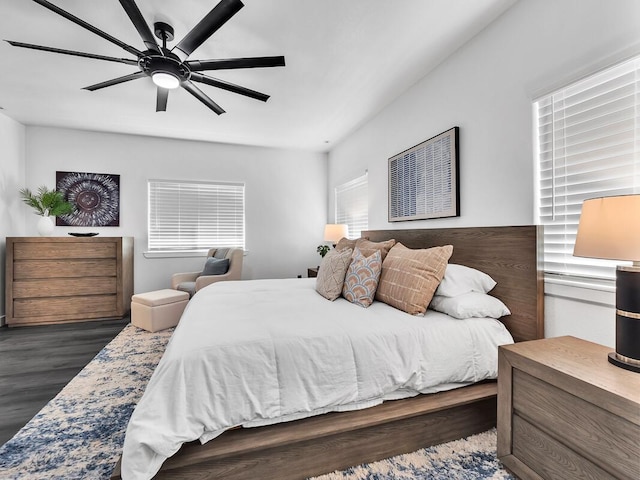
[5, 237, 134, 326]
[497, 336, 640, 480]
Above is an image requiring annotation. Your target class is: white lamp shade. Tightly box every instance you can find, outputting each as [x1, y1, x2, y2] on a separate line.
[573, 195, 640, 262]
[324, 224, 349, 243]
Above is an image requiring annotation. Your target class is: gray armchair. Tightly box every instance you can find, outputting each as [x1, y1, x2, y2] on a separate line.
[171, 247, 243, 297]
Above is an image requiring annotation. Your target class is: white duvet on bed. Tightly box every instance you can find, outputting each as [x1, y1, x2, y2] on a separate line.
[121, 278, 513, 479]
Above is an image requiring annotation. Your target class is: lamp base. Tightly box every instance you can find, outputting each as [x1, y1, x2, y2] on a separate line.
[608, 352, 640, 373]
[613, 266, 640, 374]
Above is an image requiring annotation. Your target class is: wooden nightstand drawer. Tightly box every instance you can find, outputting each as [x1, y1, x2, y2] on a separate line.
[512, 415, 614, 480]
[512, 370, 636, 479]
[498, 336, 640, 480]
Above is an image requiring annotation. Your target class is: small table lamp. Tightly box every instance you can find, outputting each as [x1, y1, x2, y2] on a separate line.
[573, 194, 640, 373]
[324, 224, 349, 247]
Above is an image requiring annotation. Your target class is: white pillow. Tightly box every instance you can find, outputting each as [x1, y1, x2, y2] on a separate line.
[429, 292, 510, 319]
[435, 264, 496, 297]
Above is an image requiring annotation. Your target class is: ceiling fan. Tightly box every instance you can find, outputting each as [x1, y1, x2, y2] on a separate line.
[6, 0, 285, 115]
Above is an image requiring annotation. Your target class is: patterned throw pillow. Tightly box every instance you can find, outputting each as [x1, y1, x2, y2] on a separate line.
[376, 243, 453, 315]
[315, 248, 353, 301]
[342, 248, 382, 308]
[355, 238, 396, 261]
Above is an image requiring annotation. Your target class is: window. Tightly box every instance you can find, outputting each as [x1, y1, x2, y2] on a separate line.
[335, 173, 368, 239]
[535, 55, 639, 281]
[148, 179, 245, 252]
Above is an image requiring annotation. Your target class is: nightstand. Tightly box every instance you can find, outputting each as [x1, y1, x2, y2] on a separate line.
[307, 267, 318, 278]
[497, 336, 640, 480]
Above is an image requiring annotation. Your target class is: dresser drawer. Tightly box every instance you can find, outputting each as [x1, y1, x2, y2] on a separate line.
[13, 241, 116, 260]
[13, 295, 118, 320]
[512, 368, 638, 479]
[13, 259, 117, 279]
[12, 277, 117, 299]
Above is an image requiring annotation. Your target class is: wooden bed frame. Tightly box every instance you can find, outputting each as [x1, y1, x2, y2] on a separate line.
[111, 225, 543, 480]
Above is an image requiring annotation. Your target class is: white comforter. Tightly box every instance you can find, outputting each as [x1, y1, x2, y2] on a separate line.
[121, 278, 513, 479]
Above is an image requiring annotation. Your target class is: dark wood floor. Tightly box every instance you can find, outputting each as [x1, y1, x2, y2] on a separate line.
[0, 317, 129, 446]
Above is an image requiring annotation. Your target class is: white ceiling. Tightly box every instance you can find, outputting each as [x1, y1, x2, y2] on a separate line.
[0, 0, 516, 152]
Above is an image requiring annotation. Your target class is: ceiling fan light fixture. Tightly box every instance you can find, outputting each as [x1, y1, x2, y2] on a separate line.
[152, 71, 180, 89]
[10, 0, 285, 115]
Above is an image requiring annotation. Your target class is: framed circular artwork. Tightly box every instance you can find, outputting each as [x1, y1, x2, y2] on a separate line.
[56, 171, 120, 227]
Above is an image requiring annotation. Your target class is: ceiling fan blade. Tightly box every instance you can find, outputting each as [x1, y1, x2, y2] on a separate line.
[118, 0, 162, 54]
[182, 80, 225, 115]
[187, 56, 285, 71]
[83, 71, 147, 91]
[5, 40, 139, 66]
[31, 0, 143, 58]
[173, 0, 244, 61]
[156, 87, 168, 112]
[190, 73, 269, 102]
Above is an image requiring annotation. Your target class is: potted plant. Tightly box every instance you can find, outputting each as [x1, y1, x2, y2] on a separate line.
[20, 186, 74, 236]
[317, 245, 330, 258]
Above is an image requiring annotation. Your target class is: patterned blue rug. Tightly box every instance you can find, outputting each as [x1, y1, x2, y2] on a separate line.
[0, 325, 173, 480]
[0, 324, 513, 480]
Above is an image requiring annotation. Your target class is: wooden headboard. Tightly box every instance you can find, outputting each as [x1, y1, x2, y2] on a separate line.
[364, 226, 544, 342]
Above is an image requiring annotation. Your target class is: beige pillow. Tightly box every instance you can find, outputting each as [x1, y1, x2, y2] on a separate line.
[376, 243, 453, 315]
[355, 238, 396, 261]
[335, 237, 357, 252]
[315, 248, 353, 301]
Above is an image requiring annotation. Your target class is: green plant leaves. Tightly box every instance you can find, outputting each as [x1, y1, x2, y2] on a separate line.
[20, 186, 74, 217]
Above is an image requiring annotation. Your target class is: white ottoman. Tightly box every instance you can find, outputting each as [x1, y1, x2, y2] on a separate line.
[131, 289, 189, 332]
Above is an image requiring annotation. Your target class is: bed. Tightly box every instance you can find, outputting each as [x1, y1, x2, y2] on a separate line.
[111, 225, 543, 480]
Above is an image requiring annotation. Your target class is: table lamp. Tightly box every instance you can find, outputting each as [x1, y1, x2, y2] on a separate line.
[573, 194, 640, 373]
[324, 224, 349, 247]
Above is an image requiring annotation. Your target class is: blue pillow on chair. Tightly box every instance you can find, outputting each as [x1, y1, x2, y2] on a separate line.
[201, 257, 230, 276]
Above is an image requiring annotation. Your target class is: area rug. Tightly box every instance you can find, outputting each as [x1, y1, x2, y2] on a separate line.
[0, 324, 513, 480]
[0, 324, 174, 480]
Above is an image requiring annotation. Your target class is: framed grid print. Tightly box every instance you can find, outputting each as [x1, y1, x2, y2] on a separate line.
[388, 126, 459, 222]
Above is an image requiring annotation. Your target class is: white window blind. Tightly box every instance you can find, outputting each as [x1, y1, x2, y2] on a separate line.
[148, 179, 245, 252]
[535, 55, 640, 280]
[335, 173, 368, 239]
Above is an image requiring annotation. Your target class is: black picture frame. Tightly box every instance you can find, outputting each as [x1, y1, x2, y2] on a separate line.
[388, 126, 459, 222]
[56, 171, 120, 227]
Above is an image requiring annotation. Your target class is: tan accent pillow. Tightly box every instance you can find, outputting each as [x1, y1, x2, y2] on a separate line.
[376, 243, 453, 315]
[335, 237, 357, 252]
[315, 248, 353, 301]
[355, 238, 396, 261]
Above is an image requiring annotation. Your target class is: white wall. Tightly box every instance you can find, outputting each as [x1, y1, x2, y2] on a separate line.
[0, 113, 27, 325]
[328, 0, 640, 347]
[24, 127, 327, 294]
